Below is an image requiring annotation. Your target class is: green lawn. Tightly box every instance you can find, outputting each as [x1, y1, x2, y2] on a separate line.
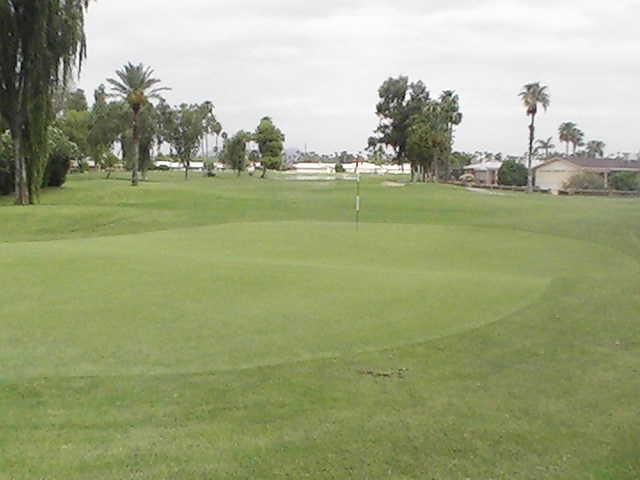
[1, 172, 639, 479]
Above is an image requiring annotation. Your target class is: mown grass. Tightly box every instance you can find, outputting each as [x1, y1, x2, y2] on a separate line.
[0, 171, 639, 479]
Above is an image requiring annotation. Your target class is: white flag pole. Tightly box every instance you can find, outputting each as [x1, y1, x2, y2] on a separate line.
[355, 159, 360, 231]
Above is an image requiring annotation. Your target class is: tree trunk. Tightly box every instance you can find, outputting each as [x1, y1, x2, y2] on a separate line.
[184, 160, 189, 180]
[131, 110, 140, 186]
[13, 132, 29, 205]
[261, 164, 267, 179]
[527, 113, 536, 193]
[445, 125, 453, 181]
[433, 152, 439, 183]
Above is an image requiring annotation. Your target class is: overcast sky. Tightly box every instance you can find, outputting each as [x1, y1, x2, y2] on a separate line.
[78, 0, 640, 155]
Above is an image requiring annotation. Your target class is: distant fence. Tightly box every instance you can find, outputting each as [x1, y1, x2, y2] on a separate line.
[558, 189, 640, 197]
[449, 182, 639, 197]
[448, 181, 550, 194]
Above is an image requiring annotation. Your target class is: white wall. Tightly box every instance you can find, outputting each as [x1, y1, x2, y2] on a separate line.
[535, 160, 580, 193]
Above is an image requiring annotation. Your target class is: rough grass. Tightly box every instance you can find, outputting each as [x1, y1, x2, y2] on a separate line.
[1, 171, 639, 479]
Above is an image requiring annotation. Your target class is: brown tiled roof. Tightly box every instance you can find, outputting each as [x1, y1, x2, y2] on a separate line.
[540, 157, 640, 171]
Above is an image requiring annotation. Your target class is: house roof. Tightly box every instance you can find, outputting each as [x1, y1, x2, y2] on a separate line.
[535, 157, 640, 172]
[464, 160, 502, 172]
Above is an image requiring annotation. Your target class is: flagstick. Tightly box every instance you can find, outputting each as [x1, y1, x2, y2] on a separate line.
[355, 163, 360, 232]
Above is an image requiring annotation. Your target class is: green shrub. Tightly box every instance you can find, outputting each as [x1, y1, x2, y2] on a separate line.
[609, 172, 639, 191]
[564, 172, 605, 190]
[498, 160, 527, 187]
[204, 158, 217, 177]
[0, 131, 14, 195]
[43, 127, 80, 188]
[102, 151, 120, 170]
[0, 128, 79, 194]
[335, 163, 345, 173]
[262, 155, 282, 171]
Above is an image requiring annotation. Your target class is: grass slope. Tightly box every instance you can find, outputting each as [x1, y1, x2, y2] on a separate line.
[1, 172, 639, 479]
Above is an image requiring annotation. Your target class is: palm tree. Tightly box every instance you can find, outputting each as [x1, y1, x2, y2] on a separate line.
[212, 121, 222, 153]
[558, 122, 576, 155]
[535, 137, 555, 159]
[519, 82, 550, 192]
[586, 140, 606, 158]
[107, 63, 169, 186]
[570, 127, 584, 155]
[439, 90, 463, 180]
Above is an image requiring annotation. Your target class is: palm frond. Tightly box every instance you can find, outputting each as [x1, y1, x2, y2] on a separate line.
[107, 62, 169, 108]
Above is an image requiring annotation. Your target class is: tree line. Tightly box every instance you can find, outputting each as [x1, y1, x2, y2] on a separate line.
[368, 78, 611, 193]
[369, 76, 462, 183]
[0, 3, 624, 203]
[0, 2, 287, 203]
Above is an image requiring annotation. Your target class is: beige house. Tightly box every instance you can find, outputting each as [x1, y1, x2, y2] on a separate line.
[534, 157, 640, 193]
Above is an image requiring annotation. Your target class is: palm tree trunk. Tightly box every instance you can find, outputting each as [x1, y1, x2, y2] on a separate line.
[445, 124, 453, 181]
[527, 113, 536, 193]
[205, 135, 209, 169]
[131, 110, 140, 186]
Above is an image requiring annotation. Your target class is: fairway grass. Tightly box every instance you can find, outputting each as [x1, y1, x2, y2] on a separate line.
[1, 172, 639, 479]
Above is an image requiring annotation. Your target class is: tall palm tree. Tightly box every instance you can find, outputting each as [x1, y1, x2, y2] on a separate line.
[519, 82, 550, 192]
[439, 90, 463, 180]
[535, 137, 555, 159]
[570, 127, 585, 155]
[558, 122, 576, 155]
[586, 140, 606, 158]
[107, 63, 169, 186]
[212, 121, 222, 153]
[201, 101, 220, 162]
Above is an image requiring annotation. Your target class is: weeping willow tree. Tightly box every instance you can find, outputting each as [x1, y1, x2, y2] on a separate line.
[0, 0, 89, 205]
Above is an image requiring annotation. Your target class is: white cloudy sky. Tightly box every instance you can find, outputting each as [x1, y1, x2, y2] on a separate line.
[78, 0, 640, 155]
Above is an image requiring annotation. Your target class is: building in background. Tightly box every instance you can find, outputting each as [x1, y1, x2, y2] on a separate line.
[534, 157, 640, 193]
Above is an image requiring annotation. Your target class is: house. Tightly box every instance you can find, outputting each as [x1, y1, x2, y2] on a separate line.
[342, 162, 384, 174]
[384, 164, 411, 175]
[463, 160, 502, 185]
[293, 162, 335, 174]
[534, 157, 640, 193]
[293, 162, 411, 175]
